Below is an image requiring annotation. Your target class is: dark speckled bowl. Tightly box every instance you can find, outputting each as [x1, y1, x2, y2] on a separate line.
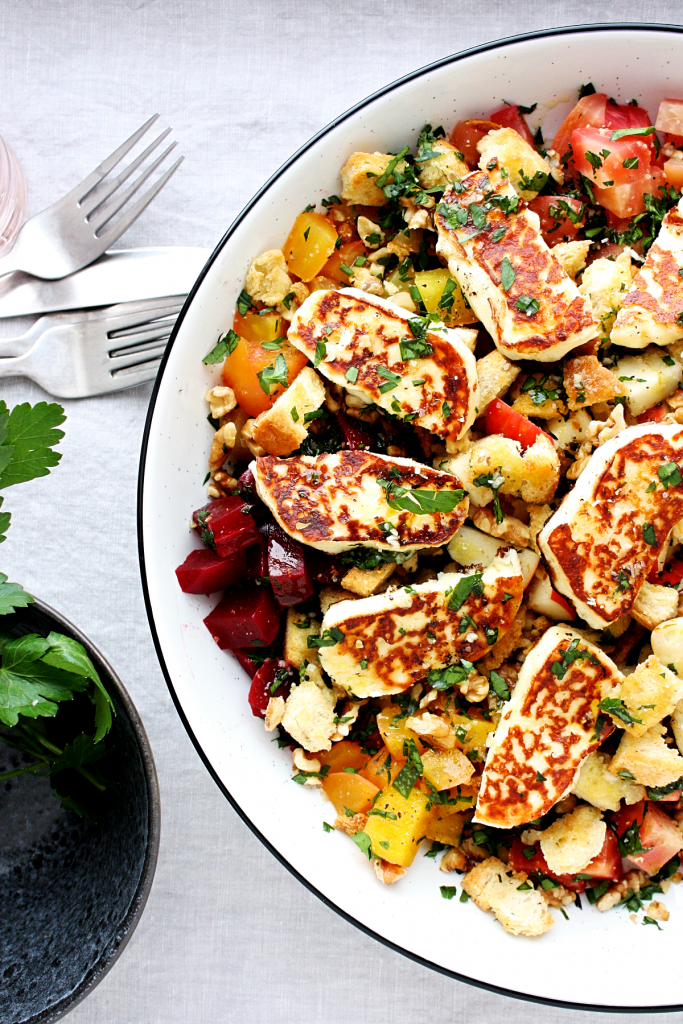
[0, 599, 159, 1024]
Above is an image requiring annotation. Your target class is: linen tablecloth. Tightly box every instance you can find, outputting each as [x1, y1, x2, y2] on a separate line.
[2, 2, 682, 1020]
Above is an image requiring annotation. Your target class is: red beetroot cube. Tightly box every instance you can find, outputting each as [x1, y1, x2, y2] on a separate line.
[336, 410, 373, 450]
[193, 496, 260, 557]
[232, 648, 260, 678]
[248, 658, 291, 717]
[308, 549, 344, 585]
[175, 547, 246, 594]
[203, 582, 280, 649]
[268, 523, 314, 607]
[245, 528, 269, 581]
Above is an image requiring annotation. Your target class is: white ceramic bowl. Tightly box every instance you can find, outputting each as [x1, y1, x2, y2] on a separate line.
[139, 24, 683, 1011]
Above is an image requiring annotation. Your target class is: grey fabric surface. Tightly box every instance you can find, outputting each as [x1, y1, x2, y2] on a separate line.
[1, 1, 682, 1020]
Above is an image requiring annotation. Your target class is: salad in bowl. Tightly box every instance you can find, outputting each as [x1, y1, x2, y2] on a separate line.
[175, 84, 683, 940]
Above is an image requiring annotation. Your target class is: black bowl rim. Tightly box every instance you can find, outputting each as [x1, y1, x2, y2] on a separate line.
[8, 597, 161, 1024]
[137, 21, 683, 1014]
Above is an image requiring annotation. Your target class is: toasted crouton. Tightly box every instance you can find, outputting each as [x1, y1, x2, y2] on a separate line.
[284, 608, 321, 670]
[340, 152, 401, 207]
[245, 249, 293, 306]
[251, 368, 326, 456]
[672, 699, 683, 755]
[319, 585, 354, 616]
[578, 252, 634, 338]
[552, 240, 591, 279]
[539, 805, 606, 875]
[418, 139, 469, 190]
[477, 128, 551, 200]
[651, 616, 683, 676]
[281, 662, 336, 753]
[612, 655, 683, 737]
[341, 562, 396, 597]
[632, 581, 679, 631]
[373, 859, 406, 884]
[462, 856, 553, 936]
[572, 751, 645, 811]
[476, 349, 521, 413]
[440, 433, 560, 506]
[563, 355, 623, 411]
[610, 724, 683, 787]
[511, 373, 567, 419]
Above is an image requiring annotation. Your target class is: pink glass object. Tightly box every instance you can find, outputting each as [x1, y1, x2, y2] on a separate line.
[0, 136, 25, 257]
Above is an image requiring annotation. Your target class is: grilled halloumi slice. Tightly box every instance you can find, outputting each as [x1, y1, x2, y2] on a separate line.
[611, 198, 683, 348]
[287, 288, 479, 443]
[434, 170, 597, 362]
[475, 626, 621, 829]
[538, 423, 683, 629]
[252, 450, 468, 553]
[317, 550, 524, 698]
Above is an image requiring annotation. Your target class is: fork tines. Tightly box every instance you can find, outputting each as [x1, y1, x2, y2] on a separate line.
[75, 115, 184, 247]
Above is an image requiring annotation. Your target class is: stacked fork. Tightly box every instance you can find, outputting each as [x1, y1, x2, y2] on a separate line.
[0, 115, 187, 397]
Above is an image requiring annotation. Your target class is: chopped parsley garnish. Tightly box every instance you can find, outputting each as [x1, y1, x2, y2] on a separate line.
[376, 365, 402, 393]
[399, 335, 434, 361]
[345, 366, 359, 384]
[489, 670, 510, 701]
[614, 569, 631, 593]
[440, 886, 457, 900]
[610, 125, 656, 141]
[236, 289, 253, 316]
[599, 697, 642, 728]
[472, 467, 504, 523]
[518, 169, 548, 193]
[550, 638, 598, 680]
[658, 462, 682, 489]
[515, 295, 540, 316]
[642, 522, 657, 547]
[392, 738, 423, 798]
[257, 353, 289, 395]
[618, 819, 652, 858]
[521, 373, 562, 406]
[378, 478, 465, 514]
[428, 660, 475, 691]
[203, 329, 240, 364]
[351, 831, 373, 859]
[491, 227, 507, 243]
[438, 278, 457, 312]
[307, 627, 344, 649]
[442, 400, 451, 419]
[447, 572, 484, 612]
[500, 256, 516, 292]
[623, 156, 640, 169]
[314, 340, 327, 367]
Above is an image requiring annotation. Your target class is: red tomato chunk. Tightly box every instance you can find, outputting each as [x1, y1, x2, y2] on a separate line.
[613, 801, 683, 876]
[485, 398, 548, 451]
[175, 547, 247, 594]
[203, 582, 281, 650]
[193, 496, 261, 558]
[489, 104, 536, 147]
[572, 127, 651, 187]
[578, 828, 623, 881]
[528, 196, 585, 247]
[267, 522, 314, 607]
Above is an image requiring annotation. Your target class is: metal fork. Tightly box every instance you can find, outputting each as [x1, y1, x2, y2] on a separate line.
[0, 116, 183, 280]
[0, 298, 184, 397]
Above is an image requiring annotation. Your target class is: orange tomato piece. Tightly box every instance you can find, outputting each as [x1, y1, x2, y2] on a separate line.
[283, 212, 338, 282]
[317, 741, 368, 773]
[664, 157, 683, 191]
[322, 771, 379, 815]
[222, 334, 308, 418]
[321, 240, 366, 286]
[360, 746, 402, 788]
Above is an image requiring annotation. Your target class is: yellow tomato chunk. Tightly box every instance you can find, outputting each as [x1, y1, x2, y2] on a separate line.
[364, 786, 433, 866]
[283, 212, 338, 282]
[317, 740, 368, 773]
[322, 771, 379, 815]
[376, 705, 423, 759]
[421, 748, 474, 791]
[425, 807, 467, 846]
[413, 268, 477, 326]
[447, 712, 495, 760]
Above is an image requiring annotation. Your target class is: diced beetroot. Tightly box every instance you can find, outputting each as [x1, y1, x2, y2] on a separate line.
[336, 410, 373, 451]
[248, 658, 291, 717]
[308, 549, 344, 585]
[268, 523, 314, 607]
[238, 466, 257, 495]
[175, 547, 246, 594]
[232, 648, 260, 678]
[203, 582, 281, 649]
[193, 496, 260, 557]
[245, 529, 269, 580]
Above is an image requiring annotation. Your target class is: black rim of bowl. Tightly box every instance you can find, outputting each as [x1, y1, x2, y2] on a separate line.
[11, 598, 161, 1024]
[137, 21, 683, 1014]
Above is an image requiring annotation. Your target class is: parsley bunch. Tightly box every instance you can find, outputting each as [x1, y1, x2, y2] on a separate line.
[0, 400, 116, 819]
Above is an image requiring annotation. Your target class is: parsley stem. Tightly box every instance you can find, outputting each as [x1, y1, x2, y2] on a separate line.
[0, 760, 50, 781]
